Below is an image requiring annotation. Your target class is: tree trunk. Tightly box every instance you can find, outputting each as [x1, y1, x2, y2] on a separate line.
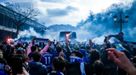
[16, 23, 20, 37]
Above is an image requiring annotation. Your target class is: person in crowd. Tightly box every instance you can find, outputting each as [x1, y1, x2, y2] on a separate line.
[10, 54, 29, 75]
[27, 45, 38, 60]
[16, 47, 25, 55]
[66, 51, 85, 75]
[0, 33, 136, 75]
[41, 43, 54, 73]
[48, 57, 66, 75]
[89, 39, 95, 50]
[85, 49, 104, 75]
[29, 52, 47, 75]
[0, 50, 11, 75]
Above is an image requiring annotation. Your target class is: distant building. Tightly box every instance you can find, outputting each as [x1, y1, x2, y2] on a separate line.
[0, 4, 46, 41]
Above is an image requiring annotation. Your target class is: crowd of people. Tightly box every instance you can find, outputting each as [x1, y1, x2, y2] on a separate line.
[0, 33, 136, 75]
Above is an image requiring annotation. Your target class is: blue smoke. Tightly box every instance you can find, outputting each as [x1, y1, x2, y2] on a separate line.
[77, 1, 136, 42]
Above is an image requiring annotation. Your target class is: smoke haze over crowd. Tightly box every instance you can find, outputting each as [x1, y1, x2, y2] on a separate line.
[1, 0, 136, 43]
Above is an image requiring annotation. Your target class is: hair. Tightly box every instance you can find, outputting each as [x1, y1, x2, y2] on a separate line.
[16, 50, 25, 55]
[52, 57, 66, 72]
[72, 51, 83, 58]
[11, 55, 24, 75]
[31, 46, 37, 52]
[93, 60, 104, 75]
[31, 52, 41, 62]
[56, 46, 62, 53]
[90, 50, 100, 63]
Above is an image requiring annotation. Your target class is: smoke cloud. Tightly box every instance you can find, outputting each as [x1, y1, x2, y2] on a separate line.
[76, 1, 136, 44]
[15, 28, 43, 41]
[15, 0, 136, 44]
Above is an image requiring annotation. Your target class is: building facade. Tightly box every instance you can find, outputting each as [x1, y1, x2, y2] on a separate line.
[0, 4, 46, 41]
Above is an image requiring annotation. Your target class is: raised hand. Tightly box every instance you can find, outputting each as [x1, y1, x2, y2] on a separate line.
[107, 48, 136, 75]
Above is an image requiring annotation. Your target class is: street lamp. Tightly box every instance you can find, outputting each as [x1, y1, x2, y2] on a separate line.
[113, 11, 129, 33]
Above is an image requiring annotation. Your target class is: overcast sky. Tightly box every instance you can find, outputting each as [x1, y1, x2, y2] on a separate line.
[0, 0, 133, 26]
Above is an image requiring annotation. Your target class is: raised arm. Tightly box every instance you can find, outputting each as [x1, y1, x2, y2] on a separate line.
[107, 48, 136, 75]
[40, 40, 51, 54]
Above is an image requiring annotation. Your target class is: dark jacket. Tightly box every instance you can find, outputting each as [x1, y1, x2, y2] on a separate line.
[29, 61, 47, 75]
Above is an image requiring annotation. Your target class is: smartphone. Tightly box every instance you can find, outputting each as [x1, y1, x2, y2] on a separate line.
[109, 37, 125, 51]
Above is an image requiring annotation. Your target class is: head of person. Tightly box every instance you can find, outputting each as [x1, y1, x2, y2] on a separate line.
[31, 45, 38, 52]
[15, 43, 23, 48]
[11, 55, 24, 75]
[56, 46, 63, 54]
[93, 60, 104, 75]
[71, 51, 83, 58]
[90, 50, 100, 63]
[31, 52, 41, 62]
[89, 39, 93, 46]
[16, 47, 25, 55]
[52, 57, 66, 72]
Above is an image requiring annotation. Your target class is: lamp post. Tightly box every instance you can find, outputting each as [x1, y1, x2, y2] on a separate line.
[113, 11, 129, 33]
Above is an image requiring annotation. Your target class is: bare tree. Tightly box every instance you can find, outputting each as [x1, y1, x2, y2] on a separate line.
[5, 2, 39, 36]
